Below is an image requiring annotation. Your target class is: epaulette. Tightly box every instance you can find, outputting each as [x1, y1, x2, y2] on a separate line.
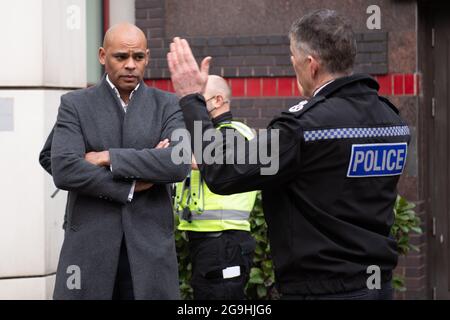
[286, 95, 326, 118]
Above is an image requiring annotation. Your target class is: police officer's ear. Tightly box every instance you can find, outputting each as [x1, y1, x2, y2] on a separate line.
[308, 55, 320, 79]
[214, 94, 226, 109]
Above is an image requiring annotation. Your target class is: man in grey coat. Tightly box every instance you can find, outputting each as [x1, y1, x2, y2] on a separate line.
[39, 23, 189, 299]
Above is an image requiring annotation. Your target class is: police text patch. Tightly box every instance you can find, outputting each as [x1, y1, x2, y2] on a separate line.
[347, 143, 408, 178]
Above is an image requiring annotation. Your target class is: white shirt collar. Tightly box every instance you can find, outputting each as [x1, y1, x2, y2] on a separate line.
[106, 74, 140, 110]
[313, 79, 335, 97]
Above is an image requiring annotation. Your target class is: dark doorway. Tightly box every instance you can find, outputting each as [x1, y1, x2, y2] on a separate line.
[420, 2, 450, 300]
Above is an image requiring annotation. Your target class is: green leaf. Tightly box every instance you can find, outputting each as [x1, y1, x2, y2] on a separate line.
[400, 225, 410, 233]
[255, 217, 265, 226]
[257, 285, 267, 298]
[396, 214, 410, 221]
[411, 227, 423, 234]
[249, 268, 265, 284]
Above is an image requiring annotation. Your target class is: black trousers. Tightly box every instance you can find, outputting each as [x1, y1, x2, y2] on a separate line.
[112, 237, 135, 300]
[187, 230, 256, 300]
[281, 281, 394, 300]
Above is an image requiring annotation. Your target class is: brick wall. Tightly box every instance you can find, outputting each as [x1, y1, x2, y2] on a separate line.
[144, 32, 388, 79]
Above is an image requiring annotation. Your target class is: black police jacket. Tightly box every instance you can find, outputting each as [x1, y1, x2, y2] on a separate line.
[179, 74, 410, 295]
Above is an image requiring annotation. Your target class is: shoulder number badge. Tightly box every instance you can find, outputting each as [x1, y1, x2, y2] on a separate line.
[289, 100, 308, 113]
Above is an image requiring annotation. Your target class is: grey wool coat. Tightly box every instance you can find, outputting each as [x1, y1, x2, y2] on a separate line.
[45, 75, 189, 299]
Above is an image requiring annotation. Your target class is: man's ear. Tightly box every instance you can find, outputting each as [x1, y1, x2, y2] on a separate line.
[99, 47, 106, 65]
[145, 49, 150, 66]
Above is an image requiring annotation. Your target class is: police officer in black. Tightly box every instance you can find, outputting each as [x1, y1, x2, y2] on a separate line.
[167, 9, 410, 300]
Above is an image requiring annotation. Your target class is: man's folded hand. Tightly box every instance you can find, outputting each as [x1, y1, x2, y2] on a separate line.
[135, 181, 154, 192]
[84, 139, 169, 167]
[84, 139, 170, 193]
[85, 151, 110, 166]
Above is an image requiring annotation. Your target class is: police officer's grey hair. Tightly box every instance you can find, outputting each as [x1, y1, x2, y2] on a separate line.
[289, 9, 357, 75]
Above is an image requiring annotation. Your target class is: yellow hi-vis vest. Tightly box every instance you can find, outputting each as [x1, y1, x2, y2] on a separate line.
[175, 121, 258, 232]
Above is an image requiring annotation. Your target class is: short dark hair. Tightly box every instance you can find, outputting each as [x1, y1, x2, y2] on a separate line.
[289, 9, 356, 74]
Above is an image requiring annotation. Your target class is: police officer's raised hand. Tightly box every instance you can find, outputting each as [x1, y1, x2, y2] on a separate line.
[167, 37, 211, 97]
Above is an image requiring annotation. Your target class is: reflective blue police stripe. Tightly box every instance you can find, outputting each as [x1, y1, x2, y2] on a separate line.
[347, 143, 408, 177]
[304, 125, 410, 142]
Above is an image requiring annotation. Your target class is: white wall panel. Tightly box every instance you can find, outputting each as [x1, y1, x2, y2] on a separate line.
[43, 0, 87, 88]
[0, 0, 86, 88]
[0, 90, 65, 278]
[0, 0, 43, 86]
[0, 275, 55, 300]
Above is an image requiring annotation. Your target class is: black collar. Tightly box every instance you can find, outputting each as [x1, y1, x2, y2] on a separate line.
[314, 74, 379, 98]
[212, 111, 233, 127]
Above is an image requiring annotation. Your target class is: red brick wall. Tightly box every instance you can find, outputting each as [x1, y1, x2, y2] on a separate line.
[146, 74, 419, 128]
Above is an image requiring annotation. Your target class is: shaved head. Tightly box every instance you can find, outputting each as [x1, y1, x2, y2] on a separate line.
[99, 23, 149, 103]
[204, 75, 232, 118]
[103, 22, 147, 49]
[205, 75, 231, 101]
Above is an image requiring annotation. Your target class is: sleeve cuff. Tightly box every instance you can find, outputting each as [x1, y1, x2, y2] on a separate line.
[179, 93, 206, 108]
[127, 180, 136, 202]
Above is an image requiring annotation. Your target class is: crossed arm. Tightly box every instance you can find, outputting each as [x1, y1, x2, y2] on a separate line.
[40, 127, 168, 193]
[45, 96, 189, 204]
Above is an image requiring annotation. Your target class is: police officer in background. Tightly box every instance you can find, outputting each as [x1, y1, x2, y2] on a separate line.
[175, 75, 257, 300]
[167, 9, 410, 300]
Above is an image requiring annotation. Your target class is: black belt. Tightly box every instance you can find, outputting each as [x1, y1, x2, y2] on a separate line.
[186, 231, 223, 241]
